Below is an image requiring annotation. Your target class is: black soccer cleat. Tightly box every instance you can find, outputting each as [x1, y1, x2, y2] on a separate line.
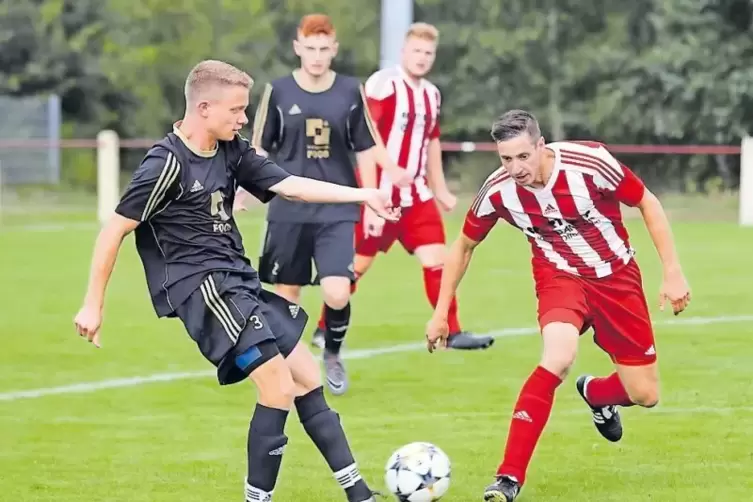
[356, 490, 385, 502]
[576, 375, 623, 442]
[483, 475, 520, 501]
[446, 331, 494, 350]
[310, 326, 325, 349]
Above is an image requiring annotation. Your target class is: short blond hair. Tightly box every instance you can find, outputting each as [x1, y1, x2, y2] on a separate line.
[184, 60, 254, 103]
[405, 22, 439, 42]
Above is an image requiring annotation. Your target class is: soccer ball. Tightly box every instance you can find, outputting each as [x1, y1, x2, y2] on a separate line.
[384, 442, 451, 501]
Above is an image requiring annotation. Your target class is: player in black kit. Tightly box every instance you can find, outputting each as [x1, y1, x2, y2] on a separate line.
[235, 14, 412, 396]
[73, 60, 396, 502]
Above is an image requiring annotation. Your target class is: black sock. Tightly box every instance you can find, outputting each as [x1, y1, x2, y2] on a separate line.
[245, 404, 289, 501]
[295, 386, 371, 502]
[324, 302, 351, 354]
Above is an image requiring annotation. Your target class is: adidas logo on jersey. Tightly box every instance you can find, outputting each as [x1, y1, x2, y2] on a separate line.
[190, 180, 204, 193]
[645, 345, 656, 356]
[543, 203, 557, 215]
[288, 104, 301, 115]
[288, 304, 300, 318]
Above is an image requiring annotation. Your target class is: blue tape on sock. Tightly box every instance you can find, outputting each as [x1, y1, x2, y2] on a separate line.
[235, 345, 262, 371]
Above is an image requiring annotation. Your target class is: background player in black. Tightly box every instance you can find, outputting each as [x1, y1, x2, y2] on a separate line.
[236, 14, 412, 397]
[73, 60, 397, 502]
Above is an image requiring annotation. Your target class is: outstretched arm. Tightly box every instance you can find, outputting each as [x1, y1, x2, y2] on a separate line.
[236, 143, 399, 221]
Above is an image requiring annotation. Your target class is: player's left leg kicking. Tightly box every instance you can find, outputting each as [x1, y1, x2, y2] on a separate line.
[284, 340, 380, 501]
[574, 260, 660, 443]
[483, 262, 662, 502]
[312, 199, 493, 351]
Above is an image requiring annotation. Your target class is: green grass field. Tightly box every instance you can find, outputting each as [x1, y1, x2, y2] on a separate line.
[1, 204, 752, 501]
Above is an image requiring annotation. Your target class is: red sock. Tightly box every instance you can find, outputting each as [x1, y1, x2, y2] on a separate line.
[584, 373, 634, 407]
[496, 366, 562, 485]
[317, 275, 359, 330]
[423, 266, 461, 334]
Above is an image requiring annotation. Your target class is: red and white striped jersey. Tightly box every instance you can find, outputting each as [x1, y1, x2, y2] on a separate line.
[463, 141, 646, 278]
[364, 66, 441, 207]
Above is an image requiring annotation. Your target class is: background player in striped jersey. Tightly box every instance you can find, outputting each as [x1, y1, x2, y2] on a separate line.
[310, 23, 493, 351]
[425, 110, 691, 501]
[236, 14, 411, 396]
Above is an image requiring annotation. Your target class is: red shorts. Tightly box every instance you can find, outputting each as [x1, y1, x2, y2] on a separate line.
[356, 198, 446, 257]
[535, 259, 656, 366]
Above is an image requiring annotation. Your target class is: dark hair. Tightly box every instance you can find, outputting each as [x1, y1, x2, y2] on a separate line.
[490, 109, 541, 142]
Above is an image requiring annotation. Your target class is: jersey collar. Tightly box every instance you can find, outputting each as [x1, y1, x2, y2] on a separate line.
[173, 121, 218, 158]
[397, 65, 425, 91]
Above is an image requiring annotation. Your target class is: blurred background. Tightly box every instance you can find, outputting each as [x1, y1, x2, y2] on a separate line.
[0, 0, 751, 223]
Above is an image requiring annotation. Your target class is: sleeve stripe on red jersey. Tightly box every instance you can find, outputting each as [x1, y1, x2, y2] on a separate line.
[471, 170, 510, 214]
[560, 150, 621, 188]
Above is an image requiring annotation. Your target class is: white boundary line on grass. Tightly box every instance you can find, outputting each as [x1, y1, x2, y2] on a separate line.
[1, 314, 751, 403]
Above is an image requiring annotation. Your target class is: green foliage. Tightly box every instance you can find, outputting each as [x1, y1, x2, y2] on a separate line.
[1, 0, 751, 190]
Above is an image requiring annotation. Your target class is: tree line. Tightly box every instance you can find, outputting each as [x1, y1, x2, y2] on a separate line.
[1, 0, 751, 191]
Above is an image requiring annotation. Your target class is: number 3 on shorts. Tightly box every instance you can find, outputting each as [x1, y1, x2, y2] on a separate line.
[249, 314, 263, 330]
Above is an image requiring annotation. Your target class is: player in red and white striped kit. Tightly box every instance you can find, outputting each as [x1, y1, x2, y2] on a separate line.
[311, 22, 493, 351]
[426, 110, 691, 501]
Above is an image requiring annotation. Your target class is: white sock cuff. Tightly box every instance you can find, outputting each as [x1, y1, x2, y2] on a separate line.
[245, 478, 273, 501]
[333, 462, 362, 489]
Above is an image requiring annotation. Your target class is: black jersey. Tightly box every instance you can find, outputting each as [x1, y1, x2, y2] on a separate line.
[252, 72, 377, 223]
[115, 125, 290, 317]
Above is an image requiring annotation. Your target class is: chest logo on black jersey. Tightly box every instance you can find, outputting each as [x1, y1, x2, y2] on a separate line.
[210, 190, 232, 233]
[306, 118, 331, 159]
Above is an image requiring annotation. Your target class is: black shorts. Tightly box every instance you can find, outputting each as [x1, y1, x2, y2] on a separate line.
[175, 271, 308, 385]
[258, 221, 355, 286]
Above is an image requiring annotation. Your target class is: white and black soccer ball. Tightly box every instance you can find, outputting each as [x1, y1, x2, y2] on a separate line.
[384, 442, 451, 501]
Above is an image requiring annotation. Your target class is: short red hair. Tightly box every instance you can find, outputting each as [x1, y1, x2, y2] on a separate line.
[298, 14, 336, 37]
[406, 22, 439, 42]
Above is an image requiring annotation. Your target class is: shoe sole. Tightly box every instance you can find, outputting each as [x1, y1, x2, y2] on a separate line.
[449, 339, 495, 350]
[483, 490, 511, 502]
[327, 379, 348, 396]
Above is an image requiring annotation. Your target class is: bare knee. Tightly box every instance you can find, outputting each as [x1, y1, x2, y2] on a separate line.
[275, 284, 301, 305]
[627, 383, 660, 408]
[540, 322, 580, 379]
[354, 253, 375, 276]
[286, 343, 322, 394]
[616, 363, 660, 408]
[414, 244, 446, 268]
[249, 355, 296, 409]
[320, 278, 351, 310]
